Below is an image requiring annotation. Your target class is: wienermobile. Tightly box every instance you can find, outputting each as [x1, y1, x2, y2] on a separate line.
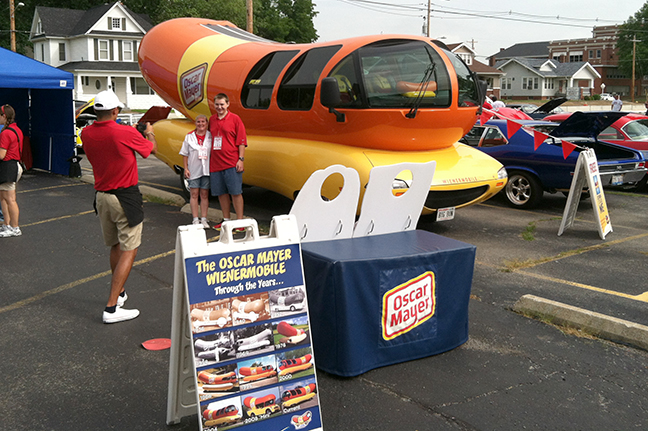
[138, 18, 507, 216]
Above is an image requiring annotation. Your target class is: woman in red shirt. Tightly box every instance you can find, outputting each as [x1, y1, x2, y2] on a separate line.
[0, 104, 24, 237]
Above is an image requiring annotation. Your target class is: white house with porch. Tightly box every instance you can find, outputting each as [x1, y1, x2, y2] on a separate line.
[495, 57, 600, 100]
[29, 2, 166, 110]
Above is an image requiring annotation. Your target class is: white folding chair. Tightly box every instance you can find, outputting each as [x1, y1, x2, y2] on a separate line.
[353, 161, 436, 237]
[289, 164, 360, 242]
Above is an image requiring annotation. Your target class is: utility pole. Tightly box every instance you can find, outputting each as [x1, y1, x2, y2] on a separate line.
[246, 0, 253, 33]
[9, 0, 16, 52]
[632, 35, 641, 103]
[426, 0, 431, 37]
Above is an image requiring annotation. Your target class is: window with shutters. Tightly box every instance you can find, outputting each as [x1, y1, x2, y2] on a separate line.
[99, 40, 109, 60]
[123, 41, 133, 61]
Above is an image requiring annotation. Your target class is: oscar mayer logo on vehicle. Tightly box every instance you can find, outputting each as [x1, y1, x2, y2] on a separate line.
[382, 271, 436, 340]
[180, 63, 207, 109]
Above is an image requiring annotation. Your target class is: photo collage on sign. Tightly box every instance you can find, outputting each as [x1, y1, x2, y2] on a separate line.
[192, 286, 317, 430]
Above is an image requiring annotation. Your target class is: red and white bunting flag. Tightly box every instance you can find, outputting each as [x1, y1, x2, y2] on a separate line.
[562, 140, 577, 159]
[533, 130, 549, 151]
[480, 111, 495, 125]
[506, 119, 523, 139]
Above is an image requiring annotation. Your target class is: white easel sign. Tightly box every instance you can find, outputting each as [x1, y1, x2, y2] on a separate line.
[167, 217, 323, 431]
[558, 148, 612, 239]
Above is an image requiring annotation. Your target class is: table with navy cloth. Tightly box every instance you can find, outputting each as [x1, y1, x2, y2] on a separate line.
[301, 230, 476, 377]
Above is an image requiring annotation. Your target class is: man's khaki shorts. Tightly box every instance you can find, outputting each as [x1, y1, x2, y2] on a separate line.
[96, 192, 142, 251]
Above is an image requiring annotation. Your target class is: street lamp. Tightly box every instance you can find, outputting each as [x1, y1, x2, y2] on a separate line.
[9, 0, 25, 52]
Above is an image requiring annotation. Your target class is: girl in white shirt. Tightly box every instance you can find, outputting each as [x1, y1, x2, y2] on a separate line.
[179, 115, 212, 228]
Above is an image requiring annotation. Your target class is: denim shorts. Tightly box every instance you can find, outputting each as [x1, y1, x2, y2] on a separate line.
[188, 175, 210, 190]
[210, 168, 243, 196]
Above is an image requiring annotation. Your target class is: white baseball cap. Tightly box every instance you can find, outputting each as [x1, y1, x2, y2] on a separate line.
[94, 90, 124, 110]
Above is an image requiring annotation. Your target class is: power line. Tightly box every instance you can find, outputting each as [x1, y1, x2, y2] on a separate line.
[339, 0, 626, 28]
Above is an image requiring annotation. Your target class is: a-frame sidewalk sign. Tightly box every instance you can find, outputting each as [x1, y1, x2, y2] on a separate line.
[167, 216, 324, 431]
[559, 148, 612, 240]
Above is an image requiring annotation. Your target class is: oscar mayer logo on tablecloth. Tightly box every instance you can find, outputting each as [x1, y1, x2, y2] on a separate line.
[180, 63, 207, 109]
[382, 271, 436, 340]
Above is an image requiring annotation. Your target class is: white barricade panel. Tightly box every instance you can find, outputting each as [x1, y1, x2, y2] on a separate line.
[289, 164, 360, 243]
[168, 216, 324, 431]
[354, 161, 436, 237]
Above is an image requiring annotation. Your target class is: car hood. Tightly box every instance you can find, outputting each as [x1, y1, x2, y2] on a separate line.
[549, 111, 627, 140]
[533, 97, 567, 114]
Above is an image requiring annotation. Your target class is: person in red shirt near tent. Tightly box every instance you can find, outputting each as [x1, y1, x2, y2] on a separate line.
[81, 90, 157, 324]
[0, 104, 24, 238]
[208, 93, 247, 230]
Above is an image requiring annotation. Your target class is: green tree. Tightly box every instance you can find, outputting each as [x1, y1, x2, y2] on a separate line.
[617, 2, 648, 92]
[2, 0, 317, 54]
[256, 0, 318, 43]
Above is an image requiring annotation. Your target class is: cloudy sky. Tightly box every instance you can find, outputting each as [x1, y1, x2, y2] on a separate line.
[313, 0, 646, 60]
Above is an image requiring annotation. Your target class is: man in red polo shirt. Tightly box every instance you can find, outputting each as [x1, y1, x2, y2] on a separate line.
[82, 90, 157, 324]
[208, 93, 247, 229]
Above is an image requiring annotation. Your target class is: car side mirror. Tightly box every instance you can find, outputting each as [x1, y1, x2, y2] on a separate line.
[477, 79, 488, 107]
[320, 77, 345, 122]
[321, 77, 341, 107]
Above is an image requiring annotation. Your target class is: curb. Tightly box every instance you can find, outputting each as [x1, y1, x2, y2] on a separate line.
[81, 174, 188, 207]
[512, 294, 648, 351]
[179, 204, 225, 223]
[140, 185, 186, 206]
[81, 173, 229, 222]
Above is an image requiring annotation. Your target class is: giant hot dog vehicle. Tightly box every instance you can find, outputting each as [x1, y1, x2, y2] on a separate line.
[138, 18, 507, 216]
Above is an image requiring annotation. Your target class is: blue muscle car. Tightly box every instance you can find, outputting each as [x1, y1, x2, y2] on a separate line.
[462, 112, 648, 208]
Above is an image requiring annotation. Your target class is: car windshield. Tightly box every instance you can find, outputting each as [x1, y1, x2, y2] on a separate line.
[621, 119, 648, 140]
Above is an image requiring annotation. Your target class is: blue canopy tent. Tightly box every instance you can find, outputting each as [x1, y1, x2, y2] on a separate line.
[0, 47, 74, 175]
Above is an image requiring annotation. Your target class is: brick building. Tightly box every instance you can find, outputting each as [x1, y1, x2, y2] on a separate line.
[548, 25, 633, 96]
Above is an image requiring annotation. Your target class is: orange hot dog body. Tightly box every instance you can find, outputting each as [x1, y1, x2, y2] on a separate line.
[191, 307, 230, 321]
[198, 370, 237, 384]
[232, 299, 264, 314]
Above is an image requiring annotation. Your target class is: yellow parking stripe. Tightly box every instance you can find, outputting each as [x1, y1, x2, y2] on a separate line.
[18, 182, 88, 193]
[515, 270, 648, 303]
[475, 231, 648, 304]
[0, 249, 175, 315]
[0, 234, 221, 315]
[20, 210, 95, 227]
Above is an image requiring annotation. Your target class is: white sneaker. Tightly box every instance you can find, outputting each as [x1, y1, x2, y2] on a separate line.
[192, 219, 200, 225]
[0, 226, 21, 237]
[103, 307, 140, 324]
[117, 292, 128, 307]
[201, 218, 210, 229]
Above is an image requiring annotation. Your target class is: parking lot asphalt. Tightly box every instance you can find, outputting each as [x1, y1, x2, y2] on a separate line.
[2, 161, 648, 430]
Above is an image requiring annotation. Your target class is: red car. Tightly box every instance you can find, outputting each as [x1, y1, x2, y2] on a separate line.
[544, 112, 648, 151]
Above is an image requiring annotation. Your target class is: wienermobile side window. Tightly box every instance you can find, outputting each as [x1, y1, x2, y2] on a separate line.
[242, 50, 299, 109]
[329, 40, 452, 109]
[277, 45, 342, 111]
